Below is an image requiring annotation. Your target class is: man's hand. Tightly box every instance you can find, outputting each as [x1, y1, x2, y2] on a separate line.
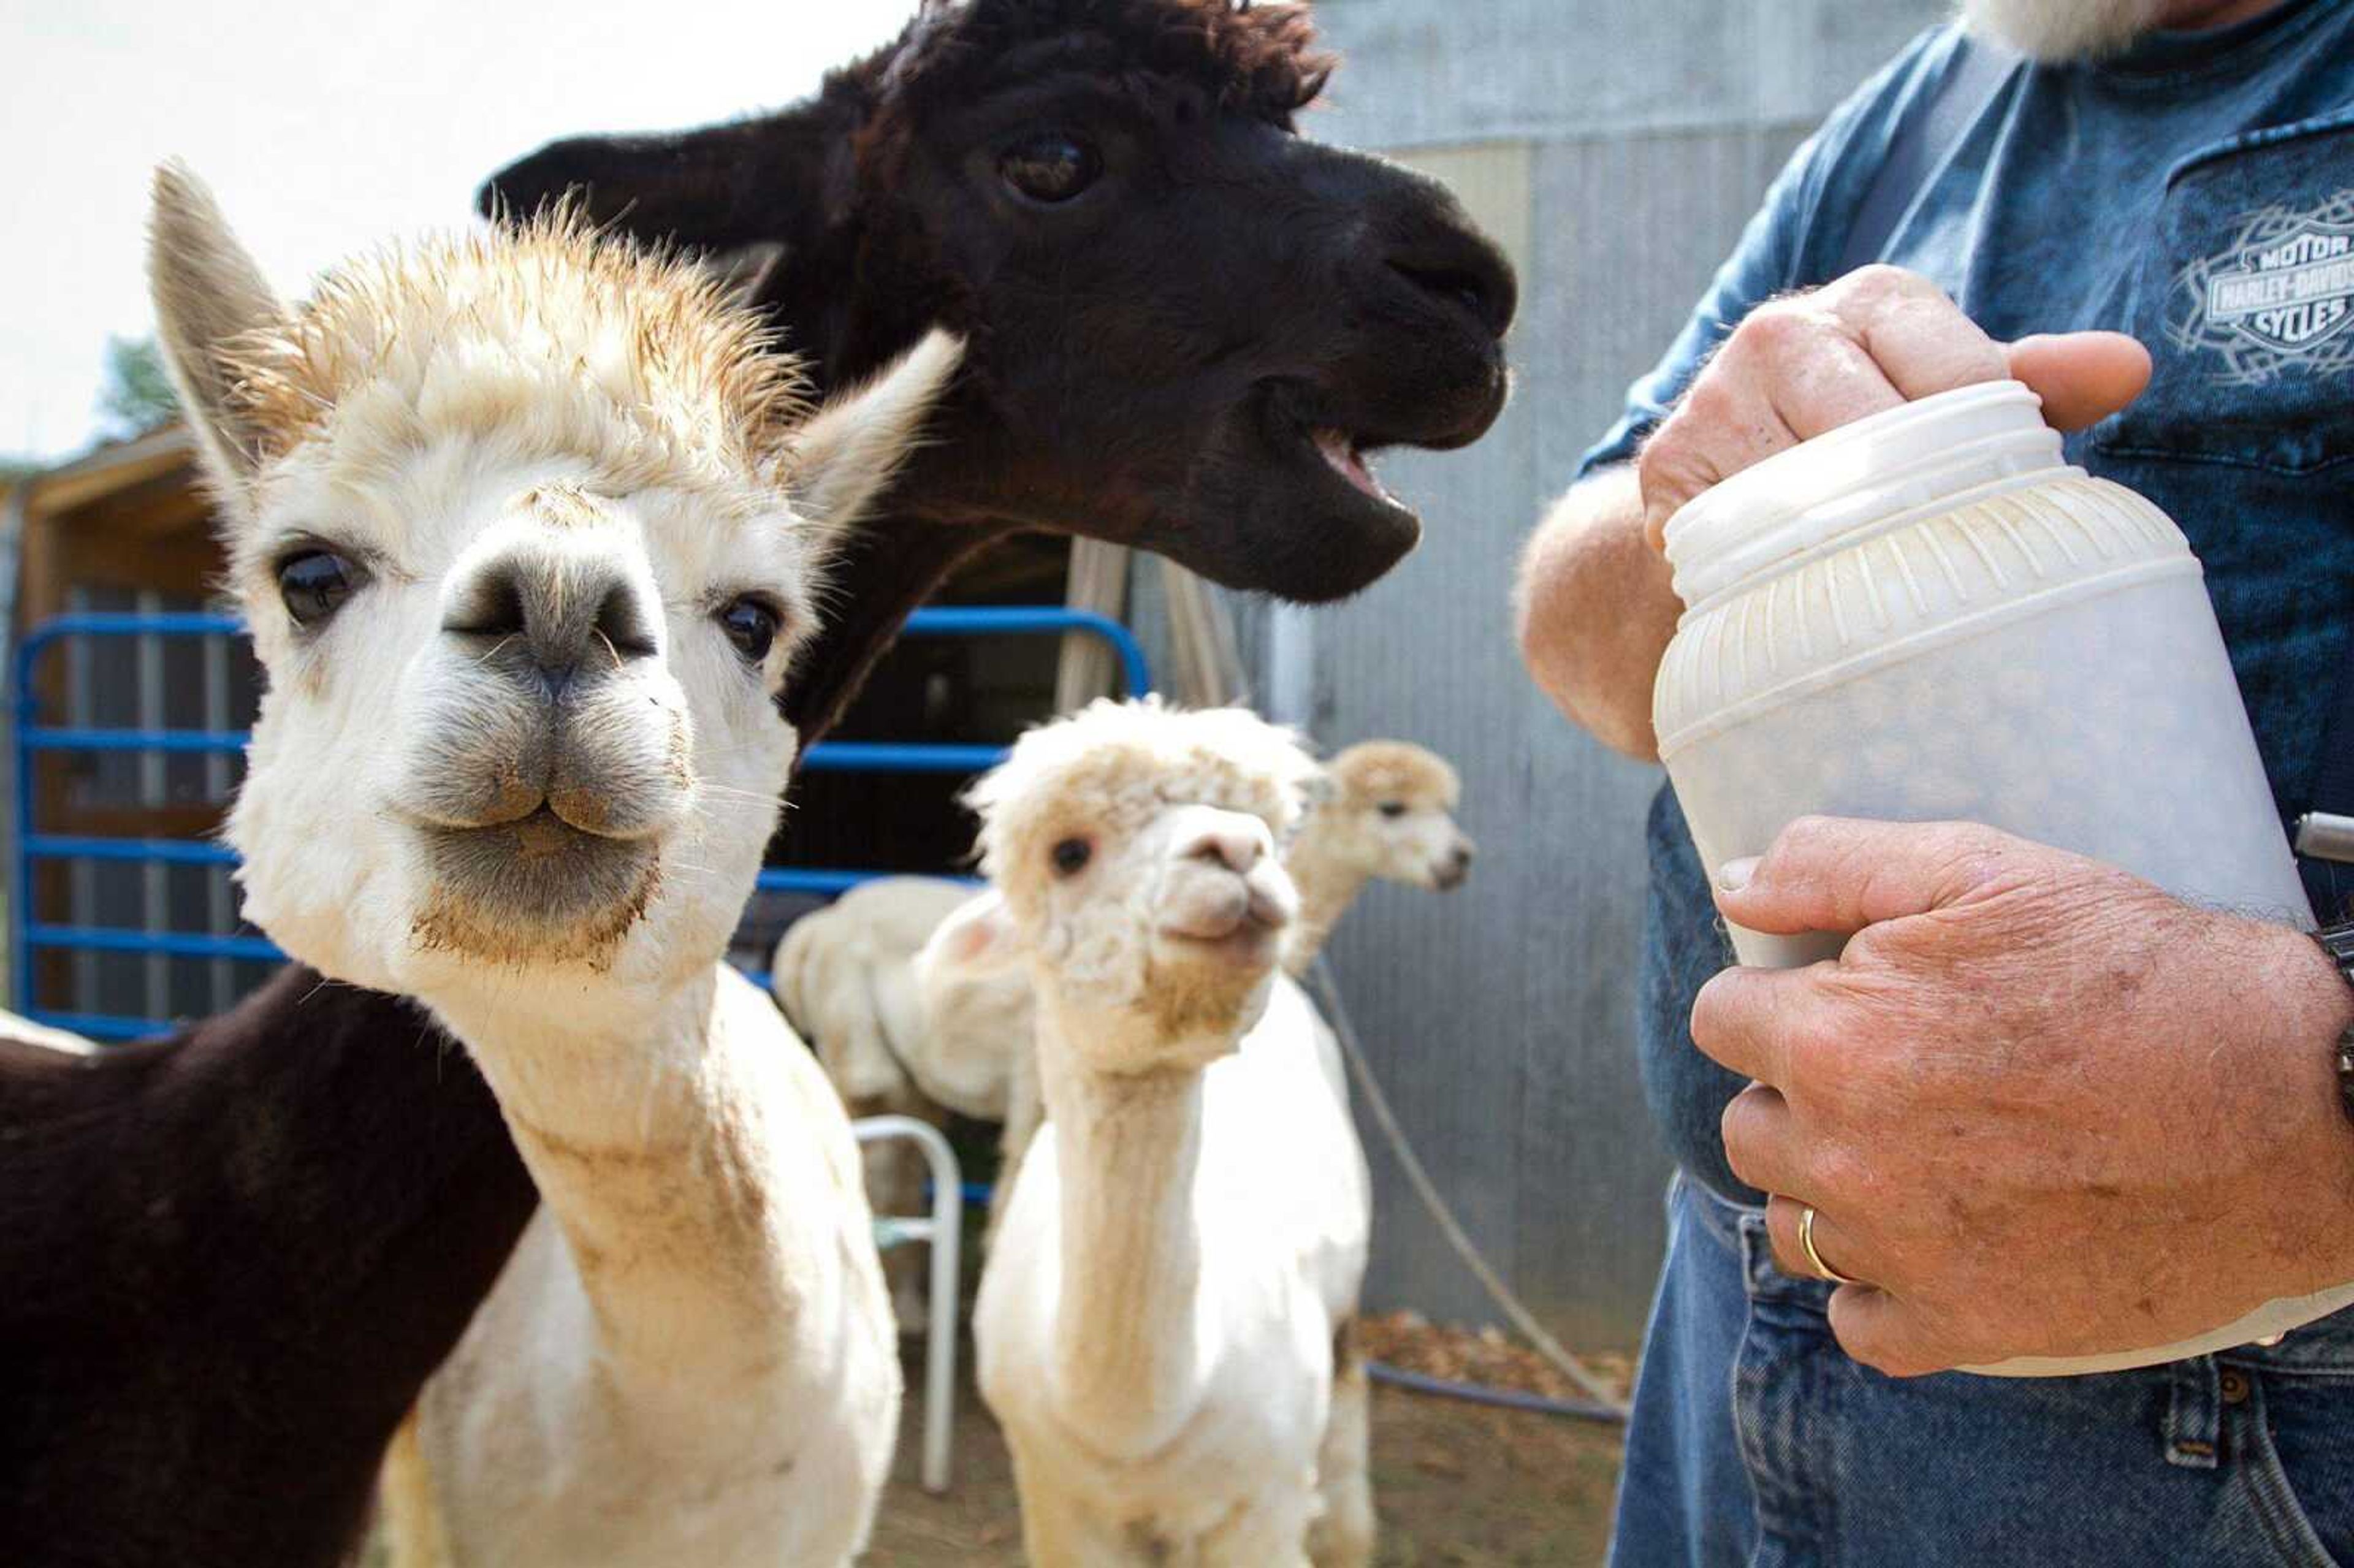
[1637, 266, 2152, 546]
[1694, 816, 2354, 1376]
[1514, 267, 2148, 758]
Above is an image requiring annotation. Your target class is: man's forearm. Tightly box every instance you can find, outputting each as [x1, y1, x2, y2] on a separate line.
[1514, 463, 1682, 763]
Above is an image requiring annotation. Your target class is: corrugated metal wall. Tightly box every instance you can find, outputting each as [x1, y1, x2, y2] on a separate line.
[1251, 0, 1949, 1347]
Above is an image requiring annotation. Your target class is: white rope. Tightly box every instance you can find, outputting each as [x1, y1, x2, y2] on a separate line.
[1306, 954, 1632, 1415]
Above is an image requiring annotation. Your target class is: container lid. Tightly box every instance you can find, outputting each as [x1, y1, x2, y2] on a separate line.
[1660, 380, 2070, 613]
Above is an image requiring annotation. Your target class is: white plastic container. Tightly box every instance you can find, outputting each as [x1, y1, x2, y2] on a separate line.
[1654, 380, 2350, 1376]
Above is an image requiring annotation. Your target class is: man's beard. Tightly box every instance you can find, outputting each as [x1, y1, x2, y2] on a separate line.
[1959, 0, 2176, 61]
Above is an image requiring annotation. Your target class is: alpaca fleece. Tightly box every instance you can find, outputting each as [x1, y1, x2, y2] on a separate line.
[0, 970, 533, 1568]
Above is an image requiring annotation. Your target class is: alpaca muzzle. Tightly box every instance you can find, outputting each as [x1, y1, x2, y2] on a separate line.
[1434, 835, 1476, 891]
[409, 501, 691, 845]
[1154, 856, 1298, 953]
[398, 500, 695, 952]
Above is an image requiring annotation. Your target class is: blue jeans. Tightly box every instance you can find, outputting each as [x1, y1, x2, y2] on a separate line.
[1609, 1176, 2354, 1567]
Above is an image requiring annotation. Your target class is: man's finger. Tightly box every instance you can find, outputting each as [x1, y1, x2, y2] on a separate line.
[1637, 378, 1800, 549]
[1713, 816, 2017, 939]
[2003, 331, 2152, 430]
[1720, 1084, 1811, 1197]
[1753, 313, 1906, 440]
[1826, 1285, 1952, 1378]
[1689, 962, 1841, 1085]
[1763, 1192, 1875, 1287]
[1852, 290, 2008, 403]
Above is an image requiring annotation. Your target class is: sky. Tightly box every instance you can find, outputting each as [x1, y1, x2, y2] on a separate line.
[0, 0, 918, 463]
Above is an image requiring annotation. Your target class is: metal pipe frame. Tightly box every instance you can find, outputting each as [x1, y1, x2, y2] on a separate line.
[853, 1114, 966, 1496]
[10, 609, 1149, 1033]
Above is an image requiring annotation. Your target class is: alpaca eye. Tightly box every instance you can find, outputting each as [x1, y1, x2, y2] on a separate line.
[1000, 134, 1101, 204]
[718, 597, 780, 663]
[1050, 837, 1093, 877]
[276, 549, 363, 627]
[1378, 801, 1407, 819]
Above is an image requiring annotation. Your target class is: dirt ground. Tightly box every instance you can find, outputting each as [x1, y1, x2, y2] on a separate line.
[869, 1323, 1628, 1567]
[360, 1320, 1629, 1565]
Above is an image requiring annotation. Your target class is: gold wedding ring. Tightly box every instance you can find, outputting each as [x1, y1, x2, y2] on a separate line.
[1799, 1203, 1859, 1286]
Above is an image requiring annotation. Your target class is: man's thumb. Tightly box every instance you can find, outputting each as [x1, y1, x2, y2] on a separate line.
[1714, 817, 2014, 937]
[2003, 331, 2151, 432]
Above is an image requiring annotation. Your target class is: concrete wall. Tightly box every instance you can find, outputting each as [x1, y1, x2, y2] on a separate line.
[1246, 0, 1949, 1347]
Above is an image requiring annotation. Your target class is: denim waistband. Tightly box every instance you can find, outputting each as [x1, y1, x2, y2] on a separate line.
[1673, 1170, 2354, 1376]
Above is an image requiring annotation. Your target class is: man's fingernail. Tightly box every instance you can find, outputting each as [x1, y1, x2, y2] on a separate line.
[1717, 856, 1759, 893]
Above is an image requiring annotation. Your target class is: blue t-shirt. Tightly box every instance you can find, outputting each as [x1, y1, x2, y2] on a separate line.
[1577, 0, 2354, 1205]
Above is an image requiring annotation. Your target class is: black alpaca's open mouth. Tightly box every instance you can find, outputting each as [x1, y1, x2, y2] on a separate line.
[1143, 386, 1434, 606]
[1261, 383, 1425, 533]
[1308, 427, 1402, 510]
[1261, 372, 1506, 532]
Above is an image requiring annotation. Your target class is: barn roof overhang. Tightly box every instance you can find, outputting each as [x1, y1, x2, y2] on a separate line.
[9, 425, 196, 522]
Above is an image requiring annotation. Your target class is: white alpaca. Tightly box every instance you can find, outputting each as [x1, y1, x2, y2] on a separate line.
[923, 699, 1376, 1567]
[775, 876, 1023, 1124]
[988, 737, 1473, 1211]
[775, 740, 1473, 1263]
[148, 164, 960, 1567]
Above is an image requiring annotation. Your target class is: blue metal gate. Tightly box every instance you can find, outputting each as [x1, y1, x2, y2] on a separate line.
[12, 608, 1149, 1039]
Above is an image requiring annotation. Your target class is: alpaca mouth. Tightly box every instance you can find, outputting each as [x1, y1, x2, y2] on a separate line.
[413, 805, 661, 944]
[1157, 888, 1290, 957]
[1289, 417, 1414, 525]
[1158, 921, 1281, 968]
[1255, 381, 1443, 536]
[1309, 428, 1396, 506]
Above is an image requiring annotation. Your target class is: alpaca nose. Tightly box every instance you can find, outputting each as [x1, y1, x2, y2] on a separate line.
[1384, 202, 1517, 340]
[1178, 820, 1269, 876]
[443, 551, 657, 695]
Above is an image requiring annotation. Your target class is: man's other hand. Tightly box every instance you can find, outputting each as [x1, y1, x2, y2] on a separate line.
[1694, 815, 2354, 1376]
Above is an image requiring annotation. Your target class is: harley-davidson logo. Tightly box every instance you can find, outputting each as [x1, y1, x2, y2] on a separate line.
[2202, 221, 2354, 352]
[2171, 192, 2354, 386]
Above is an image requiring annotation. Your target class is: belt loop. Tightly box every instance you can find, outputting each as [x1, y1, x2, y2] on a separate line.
[2165, 1357, 2222, 1470]
[1737, 1205, 1828, 1306]
[1736, 1207, 1779, 1298]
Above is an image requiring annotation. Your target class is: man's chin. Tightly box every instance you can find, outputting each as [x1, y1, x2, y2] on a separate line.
[1959, 0, 2174, 62]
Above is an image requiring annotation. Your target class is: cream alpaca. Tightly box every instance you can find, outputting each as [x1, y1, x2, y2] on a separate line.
[991, 736, 1471, 1227]
[148, 164, 959, 1567]
[926, 699, 1376, 1567]
[777, 740, 1473, 1263]
[1281, 740, 1474, 973]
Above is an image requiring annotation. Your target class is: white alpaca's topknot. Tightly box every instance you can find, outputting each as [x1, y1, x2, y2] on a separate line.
[963, 697, 1322, 899]
[215, 204, 814, 495]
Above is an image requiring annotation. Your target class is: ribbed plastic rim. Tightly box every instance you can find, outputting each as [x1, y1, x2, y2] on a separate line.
[1661, 380, 2062, 609]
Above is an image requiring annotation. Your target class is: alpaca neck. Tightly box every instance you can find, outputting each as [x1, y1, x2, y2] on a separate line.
[427, 965, 802, 1390]
[1033, 992, 1222, 1455]
[1282, 825, 1372, 977]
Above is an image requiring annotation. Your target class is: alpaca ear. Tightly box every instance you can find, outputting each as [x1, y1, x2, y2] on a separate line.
[915, 889, 1023, 983]
[785, 329, 963, 532]
[147, 162, 286, 498]
[477, 115, 823, 255]
[701, 242, 790, 312]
